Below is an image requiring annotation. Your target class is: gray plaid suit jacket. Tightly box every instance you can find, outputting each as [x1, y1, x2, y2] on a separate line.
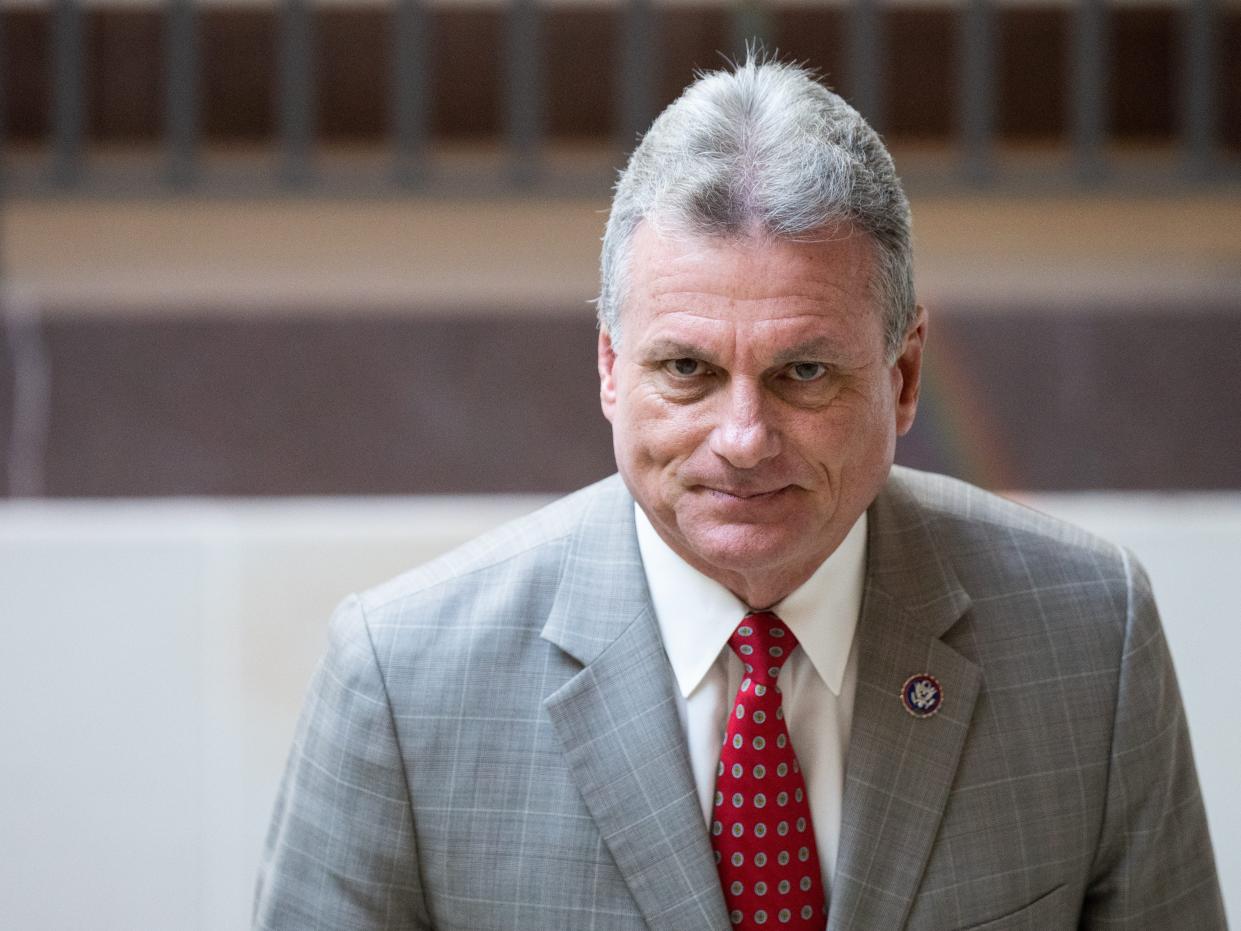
[255, 468, 1225, 930]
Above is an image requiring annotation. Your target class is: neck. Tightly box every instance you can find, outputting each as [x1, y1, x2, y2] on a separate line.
[671, 548, 833, 611]
[718, 569, 815, 612]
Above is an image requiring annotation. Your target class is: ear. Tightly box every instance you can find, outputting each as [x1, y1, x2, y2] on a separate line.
[598, 328, 619, 423]
[893, 304, 927, 437]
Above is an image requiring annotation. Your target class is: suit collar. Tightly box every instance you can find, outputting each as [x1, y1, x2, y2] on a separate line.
[539, 475, 653, 666]
[541, 476, 729, 930]
[863, 467, 974, 639]
[828, 467, 982, 931]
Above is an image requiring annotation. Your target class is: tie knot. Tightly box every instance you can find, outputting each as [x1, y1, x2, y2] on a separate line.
[728, 611, 798, 684]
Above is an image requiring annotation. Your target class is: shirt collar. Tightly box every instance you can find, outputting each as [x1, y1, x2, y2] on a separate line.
[635, 504, 868, 699]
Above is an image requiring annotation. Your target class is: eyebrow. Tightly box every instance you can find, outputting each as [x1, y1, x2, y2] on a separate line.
[637, 336, 845, 367]
[769, 339, 841, 366]
[637, 338, 716, 364]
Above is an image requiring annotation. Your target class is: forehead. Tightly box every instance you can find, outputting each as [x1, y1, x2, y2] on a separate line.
[621, 221, 882, 352]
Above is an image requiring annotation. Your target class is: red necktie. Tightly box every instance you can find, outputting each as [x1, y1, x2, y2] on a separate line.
[711, 611, 827, 929]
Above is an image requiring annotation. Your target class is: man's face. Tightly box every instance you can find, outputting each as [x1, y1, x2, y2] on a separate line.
[598, 221, 925, 607]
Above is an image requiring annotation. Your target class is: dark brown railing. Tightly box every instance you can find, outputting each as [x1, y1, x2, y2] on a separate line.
[1, 0, 1236, 196]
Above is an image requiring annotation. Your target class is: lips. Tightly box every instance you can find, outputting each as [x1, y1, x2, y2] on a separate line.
[697, 484, 792, 500]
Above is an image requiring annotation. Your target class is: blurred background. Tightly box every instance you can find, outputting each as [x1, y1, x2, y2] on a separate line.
[1, 0, 1239, 926]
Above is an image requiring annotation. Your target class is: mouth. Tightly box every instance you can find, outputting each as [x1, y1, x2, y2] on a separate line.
[699, 485, 792, 501]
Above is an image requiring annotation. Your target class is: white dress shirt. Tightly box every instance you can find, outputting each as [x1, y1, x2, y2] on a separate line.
[634, 505, 866, 895]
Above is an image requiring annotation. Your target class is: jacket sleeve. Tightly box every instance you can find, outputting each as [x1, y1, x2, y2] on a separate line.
[1080, 551, 1226, 928]
[254, 595, 432, 930]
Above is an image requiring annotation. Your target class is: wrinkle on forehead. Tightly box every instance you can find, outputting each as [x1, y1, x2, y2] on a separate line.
[632, 229, 874, 312]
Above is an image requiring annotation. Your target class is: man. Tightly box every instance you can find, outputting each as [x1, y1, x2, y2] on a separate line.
[255, 58, 1225, 929]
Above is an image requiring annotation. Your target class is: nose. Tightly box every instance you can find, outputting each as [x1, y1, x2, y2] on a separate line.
[708, 379, 781, 469]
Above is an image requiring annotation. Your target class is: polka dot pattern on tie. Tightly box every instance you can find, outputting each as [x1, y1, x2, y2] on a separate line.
[711, 611, 826, 930]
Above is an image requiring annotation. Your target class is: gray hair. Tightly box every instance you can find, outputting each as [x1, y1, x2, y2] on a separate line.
[597, 55, 915, 359]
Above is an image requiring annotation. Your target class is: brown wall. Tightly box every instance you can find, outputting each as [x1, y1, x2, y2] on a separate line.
[1, 306, 1238, 497]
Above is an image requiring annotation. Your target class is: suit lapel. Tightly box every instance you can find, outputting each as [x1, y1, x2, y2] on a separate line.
[541, 478, 728, 931]
[828, 471, 982, 931]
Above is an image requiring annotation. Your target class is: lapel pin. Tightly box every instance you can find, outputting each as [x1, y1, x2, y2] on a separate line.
[900, 673, 943, 718]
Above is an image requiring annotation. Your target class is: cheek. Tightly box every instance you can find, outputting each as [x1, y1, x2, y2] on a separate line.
[847, 388, 900, 466]
[616, 393, 710, 468]
[795, 391, 891, 464]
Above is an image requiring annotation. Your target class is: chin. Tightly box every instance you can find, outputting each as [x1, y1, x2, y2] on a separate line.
[684, 523, 811, 576]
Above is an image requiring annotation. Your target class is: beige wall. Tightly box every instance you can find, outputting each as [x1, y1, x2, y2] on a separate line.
[6, 193, 1240, 315]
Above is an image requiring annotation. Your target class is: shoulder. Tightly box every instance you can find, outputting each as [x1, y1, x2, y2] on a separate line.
[334, 474, 632, 651]
[875, 467, 1143, 650]
[880, 465, 1129, 579]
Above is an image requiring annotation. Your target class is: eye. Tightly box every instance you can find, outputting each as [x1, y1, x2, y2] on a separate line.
[665, 358, 707, 377]
[787, 362, 828, 382]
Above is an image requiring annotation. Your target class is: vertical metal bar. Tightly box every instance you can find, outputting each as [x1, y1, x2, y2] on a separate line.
[847, 0, 883, 134]
[166, 0, 199, 187]
[616, 0, 655, 154]
[278, 0, 314, 188]
[959, 0, 995, 183]
[51, 0, 84, 187]
[505, 0, 542, 186]
[1181, 0, 1216, 180]
[1071, 0, 1107, 182]
[392, 0, 429, 185]
[0, 7, 7, 165]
